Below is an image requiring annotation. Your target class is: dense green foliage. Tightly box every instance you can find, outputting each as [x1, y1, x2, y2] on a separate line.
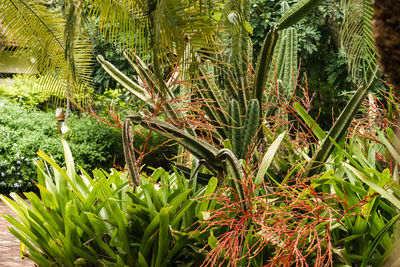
[250, 0, 354, 129]
[91, 34, 136, 94]
[1, 142, 214, 266]
[0, 99, 123, 192]
[0, 75, 61, 109]
[0, 96, 176, 192]
[4, 103, 400, 266]
[2, 0, 400, 266]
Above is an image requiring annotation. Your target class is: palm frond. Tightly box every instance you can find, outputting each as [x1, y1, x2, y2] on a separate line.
[0, 0, 93, 105]
[339, 0, 378, 85]
[87, 0, 223, 65]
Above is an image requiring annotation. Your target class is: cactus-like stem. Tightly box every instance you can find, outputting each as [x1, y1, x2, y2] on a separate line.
[241, 99, 260, 158]
[122, 119, 141, 186]
[229, 100, 242, 157]
[277, 0, 324, 30]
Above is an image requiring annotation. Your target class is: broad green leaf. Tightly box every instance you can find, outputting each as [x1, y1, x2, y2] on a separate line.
[198, 177, 218, 218]
[155, 208, 169, 266]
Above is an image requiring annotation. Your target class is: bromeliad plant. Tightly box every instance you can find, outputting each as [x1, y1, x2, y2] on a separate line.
[194, 102, 400, 266]
[0, 140, 218, 266]
[1, 139, 135, 266]
[294, 98, 400, 266]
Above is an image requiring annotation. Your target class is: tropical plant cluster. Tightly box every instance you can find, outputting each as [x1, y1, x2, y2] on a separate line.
[1, 141, 215, 266]
[3, 99, 400, 266]
[1, 0, 400, 265]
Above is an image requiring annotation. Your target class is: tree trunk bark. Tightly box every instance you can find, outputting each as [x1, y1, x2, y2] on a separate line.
[373, 3, 400, 265]
[373, 0, 400, 95]
[373, 0, 400, 137]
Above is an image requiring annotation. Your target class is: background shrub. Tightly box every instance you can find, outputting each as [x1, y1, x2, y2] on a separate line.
[0, 74, 62, 109]
[64, 114, 124, 171]
[0, 99, 123, 192]
[0, 98, 177, 192]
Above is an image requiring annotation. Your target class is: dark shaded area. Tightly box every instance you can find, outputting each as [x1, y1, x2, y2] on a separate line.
[373, 0, 400, 95]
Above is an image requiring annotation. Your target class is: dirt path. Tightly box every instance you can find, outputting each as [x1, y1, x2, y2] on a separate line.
[0, 201, 35, 267]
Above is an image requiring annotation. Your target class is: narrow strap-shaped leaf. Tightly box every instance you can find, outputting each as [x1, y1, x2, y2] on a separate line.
[344, 163, 400, 210]
[361, 214, 400, 267]
[294, 102, 326, 141]
[160, 235, 190, 267]
[198, 177, 219, 218]
[155, 208, 169, 266]
[39, 150, 87, 203]
[8, 227, 54, 266]
[61, 139, 89, 197]
[123, 51, 182, 121]
[140, 212, 162, 258]
[383, 128, 400, 166]
[124, 50, 159, 91]
[256, 132, 286, 185]
[309, 84, 370, 174]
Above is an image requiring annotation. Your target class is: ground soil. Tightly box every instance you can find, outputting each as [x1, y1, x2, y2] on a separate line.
[0, 201, 35, 267]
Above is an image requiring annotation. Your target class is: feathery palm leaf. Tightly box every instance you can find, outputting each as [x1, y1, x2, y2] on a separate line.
[87, 0, 223, 65]
[340, 0, 378, 85]
[0, 0, 93, 105]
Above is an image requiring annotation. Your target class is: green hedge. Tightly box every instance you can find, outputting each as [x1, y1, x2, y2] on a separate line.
[0, 99, 176, 193]
[0, 99, 123, 192]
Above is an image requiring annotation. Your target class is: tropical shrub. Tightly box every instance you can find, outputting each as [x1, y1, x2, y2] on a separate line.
[92, 88, 141, 117]
[0, 99, 62, 192]
[0, 74, 57, 109]
[64, 114, 124, 171]
[294, 98, 400, 266]
[0, 99, 123, 192]
[0, 140, 215, 266]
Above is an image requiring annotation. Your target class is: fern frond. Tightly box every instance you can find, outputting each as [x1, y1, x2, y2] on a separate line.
[340, 0, 378, 84]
